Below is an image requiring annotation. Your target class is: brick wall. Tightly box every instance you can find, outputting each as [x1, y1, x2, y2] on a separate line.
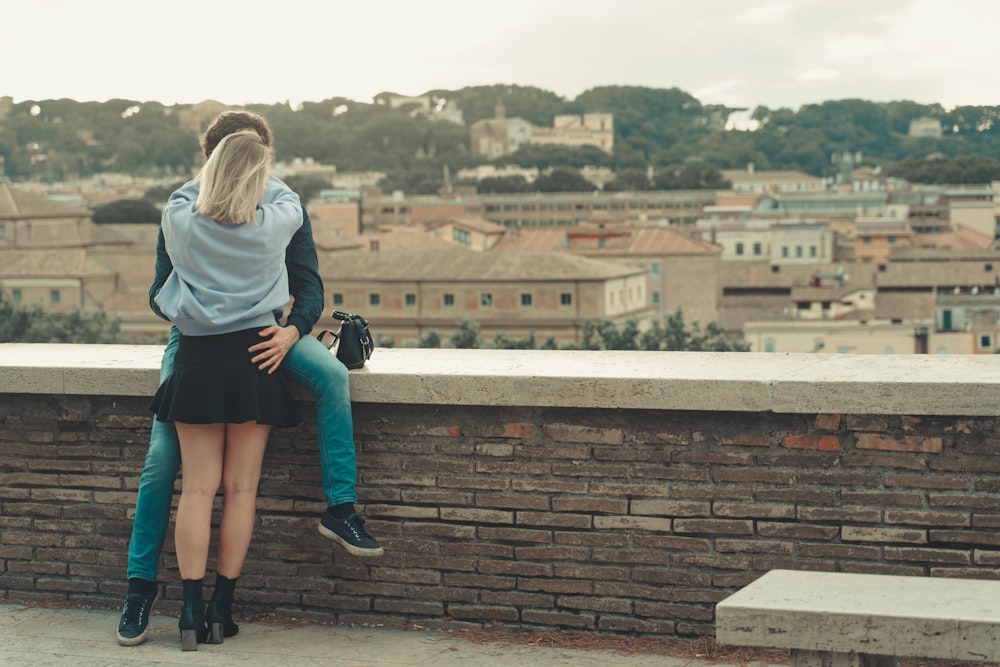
[2, 393, 1000, 637]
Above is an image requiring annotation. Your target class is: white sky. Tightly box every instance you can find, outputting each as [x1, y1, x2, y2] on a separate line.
[7, 0, 1000, 111]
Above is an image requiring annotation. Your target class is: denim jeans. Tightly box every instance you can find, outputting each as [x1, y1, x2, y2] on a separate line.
[126, 327, 357, 581]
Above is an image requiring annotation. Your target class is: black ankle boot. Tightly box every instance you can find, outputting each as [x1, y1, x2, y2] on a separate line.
[178, 579, 207, 651]
[205, 574, 239, 644]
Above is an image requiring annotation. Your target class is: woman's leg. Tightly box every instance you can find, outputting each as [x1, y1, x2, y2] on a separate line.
[174, 423, 225, 580]
[215, 421, 270, 578]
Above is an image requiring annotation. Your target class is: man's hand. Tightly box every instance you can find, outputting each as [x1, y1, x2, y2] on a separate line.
[249, 325, 301, 374]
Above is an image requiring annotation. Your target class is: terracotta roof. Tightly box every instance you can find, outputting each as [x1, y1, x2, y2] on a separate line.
[0, 249, 115, 278]
[318, 250, 645, 282]
[0, 184, 90, 218]
[491, 225, 720, 256]
[911, 225, 995, 251]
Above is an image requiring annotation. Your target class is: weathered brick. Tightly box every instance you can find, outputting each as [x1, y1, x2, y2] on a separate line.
[478, 560, 552, 577]
[593, 515, 672, 532]
[783, 435, 842, 451]
[799, 544, 882, 560]
[630, 499, 709, 516]
[673, 519, 752, 535]
[799, 507, 882, 523]
[542, 423, 623, 445]
[474, 442, 514, 457]
[481, 590, 554, 607]
[846, 415, 889, 431]
[440, 507, 513, 524]
[857, 434, 943, 453]
[814, 413, 842, 430]
[444, 572, 516, 591]
[884, 509, 970, 527]
[884, 546, 971, 565]
[716, 539, 794, 555]
[557, 595, 631, 614]
[928, 530, 1000, 547]
[516, 512, 591, 529]
[447, 604, 519, 622]
[517, 609, 599, 632]
[712, 502, 795, 519]
[551, 497, 626, 514]
[373, 599, 444, 615]
[842, 526, 927, 544]
[634, 601, 713, 622]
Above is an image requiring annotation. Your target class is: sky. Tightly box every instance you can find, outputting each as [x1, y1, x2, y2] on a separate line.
[7, 0, 1000, 112]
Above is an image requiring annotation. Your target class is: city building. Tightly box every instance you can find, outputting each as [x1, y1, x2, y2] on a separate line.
[318, 249, 654, 347]
[469, 106, 613, 158]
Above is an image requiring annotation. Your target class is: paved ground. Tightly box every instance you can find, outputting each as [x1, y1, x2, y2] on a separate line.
[0, 603, 784, 667]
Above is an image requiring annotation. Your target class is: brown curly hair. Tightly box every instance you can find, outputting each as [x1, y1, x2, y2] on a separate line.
[201, 110, 273, 158]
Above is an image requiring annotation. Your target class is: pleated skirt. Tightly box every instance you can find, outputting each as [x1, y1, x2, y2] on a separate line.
[150, 328, 301, 427]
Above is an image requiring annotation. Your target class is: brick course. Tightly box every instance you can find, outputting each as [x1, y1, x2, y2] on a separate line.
[2, 394, 1000, 638]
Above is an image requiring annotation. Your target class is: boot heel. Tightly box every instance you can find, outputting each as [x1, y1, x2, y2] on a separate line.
[180, 628, 199, 651]
[207, 622, 224, 644]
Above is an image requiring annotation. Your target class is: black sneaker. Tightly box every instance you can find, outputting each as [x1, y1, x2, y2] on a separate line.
[318, 510, 384, 557]
[116, 587, 158, 646]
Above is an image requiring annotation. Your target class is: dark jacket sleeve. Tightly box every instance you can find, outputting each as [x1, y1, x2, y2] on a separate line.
[149, 226, 172, 321]
[284, 208, 324, 337]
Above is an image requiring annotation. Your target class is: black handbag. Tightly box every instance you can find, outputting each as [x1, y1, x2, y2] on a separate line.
[317, 311, 374, 369]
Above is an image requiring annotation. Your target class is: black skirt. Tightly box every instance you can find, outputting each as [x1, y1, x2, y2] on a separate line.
[150, 328, 301, 427]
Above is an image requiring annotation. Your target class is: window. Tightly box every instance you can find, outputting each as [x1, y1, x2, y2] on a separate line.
[795, 246, 803, 257]
[443, 294, 454, 307]
[652, 291, 660, 305]
[333, 293, 343, 306]
[650, 263, 661, 275]
[520, 293, 532, 306]
[50, 290, 60, 303]
[405, 293, 416, 307]
[735, 242, 744, 256]
[887, 236, 896, 244]
[369, 293, 380, 306]
[979, 333, 993, 350]
[560, 293, 572, 306]
[764, 338, 776, 352]
[782, 246, 789, 257]
[453, 229, 471, 244]
[12, 289, 21, 301]
[753, 242, 762, 255]
[810, 245, 817, 257]
[481, 293, 493, 307]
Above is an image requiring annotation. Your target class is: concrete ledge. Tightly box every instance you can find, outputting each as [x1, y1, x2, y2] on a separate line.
[716, 569, 1000, 661]
[2, 343, 1000, 414]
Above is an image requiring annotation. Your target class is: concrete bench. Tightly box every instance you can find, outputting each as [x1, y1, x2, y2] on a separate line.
[715, 569, 1000, 666]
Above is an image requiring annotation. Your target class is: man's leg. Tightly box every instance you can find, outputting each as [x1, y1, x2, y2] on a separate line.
[117, 327, 182, 646]
[282, 334, 382, 556]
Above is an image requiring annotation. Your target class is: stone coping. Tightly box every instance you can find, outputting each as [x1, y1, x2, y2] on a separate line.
[1, 344, 1000, 415]
[716, 569, 1000, 660]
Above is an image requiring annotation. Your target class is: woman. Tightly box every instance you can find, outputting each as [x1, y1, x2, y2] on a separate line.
[150, 130, 302, 651]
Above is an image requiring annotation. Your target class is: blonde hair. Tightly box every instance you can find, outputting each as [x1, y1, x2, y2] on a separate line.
[195, 131, 271, 224]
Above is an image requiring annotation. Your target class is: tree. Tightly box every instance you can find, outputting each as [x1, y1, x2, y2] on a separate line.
[533, 167, 594, 193]
[450, 318, 482, 348]
[493, 331, 536, 349]
[417, 330, 442, 348]
[474, 175, 532, 194]
[91, 199, 161, 223]
[283, 174, 333, 205]
[603, 168, 651, 191]
[0, 290, 127, 343]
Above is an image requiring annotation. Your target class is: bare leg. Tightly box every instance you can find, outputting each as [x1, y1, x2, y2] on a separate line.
[216, 421, 270, 578]
[174, 423, 225, 580]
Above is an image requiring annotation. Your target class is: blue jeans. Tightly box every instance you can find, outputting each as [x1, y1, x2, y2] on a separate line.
[126, 326, 357, 581]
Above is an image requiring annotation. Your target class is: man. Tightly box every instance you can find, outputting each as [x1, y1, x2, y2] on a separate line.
[116, 111, 382, 647]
